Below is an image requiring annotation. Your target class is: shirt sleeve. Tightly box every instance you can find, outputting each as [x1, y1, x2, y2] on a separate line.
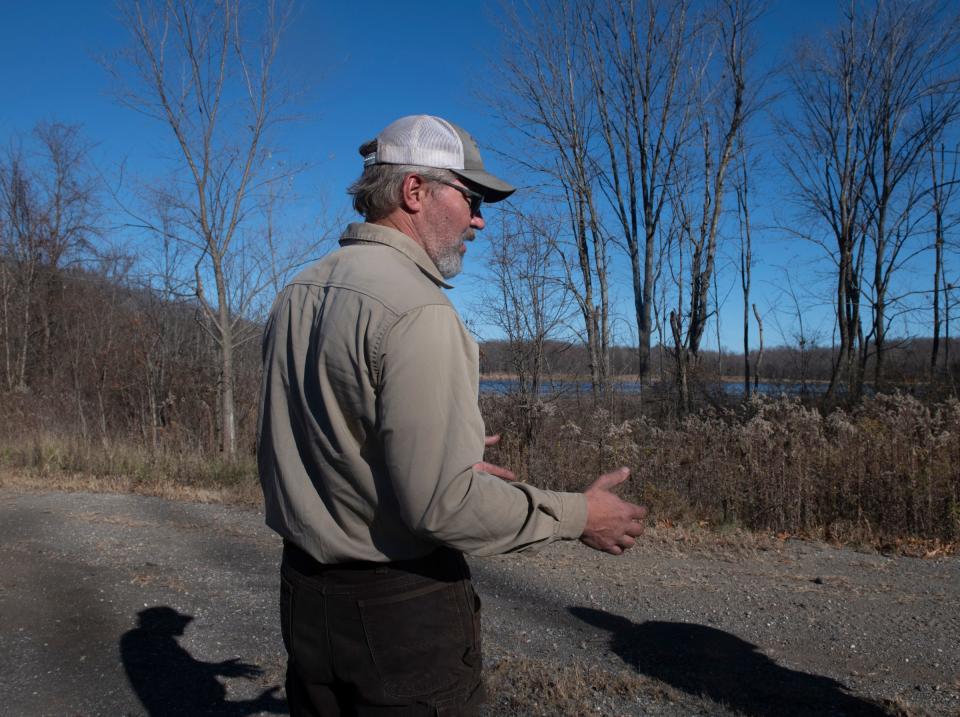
[376, 303, 588, 556]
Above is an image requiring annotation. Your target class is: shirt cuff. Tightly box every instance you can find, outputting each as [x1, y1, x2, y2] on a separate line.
[556, 492, 589, 539]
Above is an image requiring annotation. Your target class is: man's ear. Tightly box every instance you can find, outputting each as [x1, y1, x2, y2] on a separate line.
[400, 173, 427, 214]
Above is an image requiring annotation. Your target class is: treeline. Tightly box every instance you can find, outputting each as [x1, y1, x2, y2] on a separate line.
[2, 259, 957, 457]
[479, 338, 960, 387]
[0, 258, 262, 453]
[490, 0, 960, 412]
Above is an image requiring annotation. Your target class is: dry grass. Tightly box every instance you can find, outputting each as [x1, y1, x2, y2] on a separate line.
[483, 393, 960, 552]
[2, 393, 958, 553]
[482, 654, 670, 716]
[481, 654, 930, 717]
[0, 436, 262, 506]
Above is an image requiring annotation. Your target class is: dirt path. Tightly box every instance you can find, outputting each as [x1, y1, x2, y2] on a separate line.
[0, 486, 957, 716]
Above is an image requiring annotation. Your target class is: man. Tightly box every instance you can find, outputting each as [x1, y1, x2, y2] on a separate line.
[257, 114, 647, 716]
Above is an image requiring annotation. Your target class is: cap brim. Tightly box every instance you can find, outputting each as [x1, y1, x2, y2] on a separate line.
[451, 169, 515, 203]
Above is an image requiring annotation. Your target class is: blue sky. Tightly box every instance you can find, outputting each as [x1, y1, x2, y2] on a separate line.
[5, 0, 923, 356]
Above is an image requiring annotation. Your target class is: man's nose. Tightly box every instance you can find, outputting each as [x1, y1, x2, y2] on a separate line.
[470, 212, 485, 230]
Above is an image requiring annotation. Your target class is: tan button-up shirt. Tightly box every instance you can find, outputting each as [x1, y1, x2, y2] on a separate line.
[257, 222, 588, 563]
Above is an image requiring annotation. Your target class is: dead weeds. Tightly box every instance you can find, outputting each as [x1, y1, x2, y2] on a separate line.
[483, 654, 672, 716]
[0, 466, 263, 507]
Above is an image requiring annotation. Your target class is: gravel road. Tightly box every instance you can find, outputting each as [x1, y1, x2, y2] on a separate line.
[0, 486, 957, 716]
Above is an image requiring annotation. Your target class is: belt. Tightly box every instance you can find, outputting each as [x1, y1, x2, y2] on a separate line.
[282, 540, 468, 582]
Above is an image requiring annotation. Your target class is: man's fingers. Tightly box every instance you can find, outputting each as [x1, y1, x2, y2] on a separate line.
[589, 466, 630, 492]
[476, 435, 515, 481]
[474, 461, 517, 482]
[580, 467, 649, 556]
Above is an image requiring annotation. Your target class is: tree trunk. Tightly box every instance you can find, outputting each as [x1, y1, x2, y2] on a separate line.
[752, 303, 763, 390]
[931, 217, 944, 377]
[670, 310, 690, 414]
[15, 271, 32, 392]
[216, 273, 236, 457]
[1, 263, 11, 391]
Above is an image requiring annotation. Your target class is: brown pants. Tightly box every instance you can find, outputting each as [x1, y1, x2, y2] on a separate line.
[280, 542, 484, 716]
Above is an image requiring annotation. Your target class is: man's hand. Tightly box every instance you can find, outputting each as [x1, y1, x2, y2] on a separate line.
[473, 434, 517, 482]
[580, 467, 648, 555]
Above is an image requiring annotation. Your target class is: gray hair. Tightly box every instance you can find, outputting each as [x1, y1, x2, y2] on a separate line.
[348, 141, 457, 221]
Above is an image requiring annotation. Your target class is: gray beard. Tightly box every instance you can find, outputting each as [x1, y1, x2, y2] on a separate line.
[432, 244, 463, 279]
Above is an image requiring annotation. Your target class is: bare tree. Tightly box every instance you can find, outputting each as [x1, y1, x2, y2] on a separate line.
[735, 137, 754, 396]
[581, 0, 696, 382]
[752, 302, 764, 389]
[111, 0, 295, 455]
[861, 1, 960, 388]
[495, 0, 620, 398]
[33, 124, 102, 381]
[0, 245, 9, 390]
[0, 123, 99, 393]
[782, 0, 960, 399]
[130, 196, 196, 448]
[498, 0, 705, 390]
[781, 6, 875, 399]
[668, 0, 756, 411]
[0, 148, 36, 392]
[929, 141, 959, 378]
[481, 209, 572, 472]
[946, 281, 959, 386]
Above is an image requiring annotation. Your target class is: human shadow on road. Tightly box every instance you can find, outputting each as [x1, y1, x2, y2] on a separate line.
[120, 606, 286, 717]
[569, 607, 893, 717]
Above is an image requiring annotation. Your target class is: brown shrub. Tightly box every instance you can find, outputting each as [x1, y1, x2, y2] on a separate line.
[3, 388, 957, 550]
[482, 392, 960, 548]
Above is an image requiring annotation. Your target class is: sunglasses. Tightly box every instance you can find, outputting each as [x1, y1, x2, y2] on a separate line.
[434, 179, 484, 217]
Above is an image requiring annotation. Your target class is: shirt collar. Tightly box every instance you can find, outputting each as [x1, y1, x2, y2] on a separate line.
[338, 222, 454, 290]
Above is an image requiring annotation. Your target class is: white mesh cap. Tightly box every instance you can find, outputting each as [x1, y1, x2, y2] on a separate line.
[362, 115, 515, 202]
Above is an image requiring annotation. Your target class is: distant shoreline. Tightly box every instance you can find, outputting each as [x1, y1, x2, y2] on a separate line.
[480, 373, 831, 385]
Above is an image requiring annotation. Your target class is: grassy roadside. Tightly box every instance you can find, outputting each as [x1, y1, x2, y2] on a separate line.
[0, 461, 953, 559]
[2, 393, 958, 556]
[0, 438, 262, 505]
